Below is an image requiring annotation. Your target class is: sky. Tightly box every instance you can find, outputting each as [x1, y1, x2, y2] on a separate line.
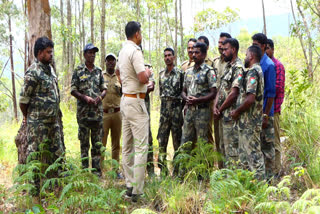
[182, 0, 293, 38]
[2, 0, 295, 78]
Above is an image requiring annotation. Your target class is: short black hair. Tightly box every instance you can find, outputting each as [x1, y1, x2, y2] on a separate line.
[252, 33, 268, 45]
[267, 39, 274, 49]
[188, 38, 197, 43]
[197, 36, 209, 47]
[125, 21, 141, 39]
[220, 32, 231, 38]
[164, 47, 175, 56]
[248, 45, 262, 62]
[222, 38, 239, 52]
[34, 36, 54, 58]
[193, 42, 207, 54]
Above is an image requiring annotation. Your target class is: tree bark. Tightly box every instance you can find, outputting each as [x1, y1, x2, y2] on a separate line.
[67, 0, 73, 85]
[136, 0, 140, 21]
[90, 0, 94, 43]
[22, 0, 28, 73]
[60, 0, 66, 75]
[100, 0, 106, 70]
[9, 15, 18, 122]
[27, 0, 52, 66]
[174, 0, 178, 65]
[148, 5, 151, 63]
[262, 0, 267, 35]
[179, 0, 184, 61]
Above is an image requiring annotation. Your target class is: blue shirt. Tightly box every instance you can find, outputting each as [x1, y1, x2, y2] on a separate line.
[260, 53, 276, 116]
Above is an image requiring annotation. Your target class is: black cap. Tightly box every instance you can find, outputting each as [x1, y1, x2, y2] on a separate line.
[84, 43, 99, 52]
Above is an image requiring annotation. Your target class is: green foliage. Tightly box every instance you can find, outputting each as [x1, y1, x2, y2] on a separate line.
[174, 139, 219, 180]
[205, 168, 268, 213]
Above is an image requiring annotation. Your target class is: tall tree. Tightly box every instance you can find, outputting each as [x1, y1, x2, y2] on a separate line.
[262, 0, 267, 35]
[90, 0, 94, 43]
[66, 0, 73, 86]
[174, 0, 177, 64]
[8, 10, 17, 121]
[100, 0, 106, 70]
[27, 0, 52, 66]
[179, 0, 184, 61]
[60, 0, 66, 74]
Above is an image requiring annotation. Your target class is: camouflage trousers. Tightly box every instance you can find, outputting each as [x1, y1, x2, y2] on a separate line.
[78, 119, 103, 174]
[145, 94, 154, 175]
[157, 98, 183, 172]
[26, 120, 65, 194]
[181, 105, 210, 145]
[239, 125, 266, 180]
[219, 120, 239, 165]
[261, 116, 275, 179]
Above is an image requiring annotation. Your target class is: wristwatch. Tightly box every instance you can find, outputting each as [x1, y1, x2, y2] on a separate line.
[263, 114, 269, 119]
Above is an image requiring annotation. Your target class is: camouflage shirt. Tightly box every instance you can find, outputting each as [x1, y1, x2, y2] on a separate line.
[71, 64, 107, 122]
[218, 57, 244, 121]
[184, 63, 217, 98]
[238, 63, 264, 129]
[19, 60, 60, 123]
[159, 66, 184, 100]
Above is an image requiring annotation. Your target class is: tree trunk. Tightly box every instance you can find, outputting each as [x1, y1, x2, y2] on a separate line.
[100, 0, 106, 70]
[67, 0, 73, 86]
[90, 0, 94, 43]
[262, 0, 267, 35]
[174, 0, 178, 65]
[22, 0, 28, 73]
[60, 0, 66, 76]
[179, 0, 184, 61]
[9, 15, 18, 122]
[27, 0, 52, 66]
[136, 0, 140, 21]
[148, 5, 151, 63]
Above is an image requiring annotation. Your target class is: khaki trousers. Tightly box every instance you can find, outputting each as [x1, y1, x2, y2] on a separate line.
[102, 111, 122, 162]
[274, 112, 281, 174]
[120, 96, 149, 195]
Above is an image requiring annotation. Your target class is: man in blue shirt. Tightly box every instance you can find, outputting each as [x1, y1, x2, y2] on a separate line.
[252, 33, 276, 179]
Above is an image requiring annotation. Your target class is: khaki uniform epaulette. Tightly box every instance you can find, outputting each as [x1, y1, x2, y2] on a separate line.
[181, 60, 189, 66]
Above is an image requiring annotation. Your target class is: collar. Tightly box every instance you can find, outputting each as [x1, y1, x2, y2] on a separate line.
[165, 66, 178, 74]
[103, 70, 116, 77]
[125, 40, 140, 49]
[260, 53, 268, 64]
[36, 59, 52, 75]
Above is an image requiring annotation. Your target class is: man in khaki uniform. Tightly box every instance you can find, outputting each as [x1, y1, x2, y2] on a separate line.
[212, 32, 231, 168]
[198, 36, 214, 67]
[181, 38, 197, 72]
[118, 21, 152, 202]
[102, 53, 122, 169]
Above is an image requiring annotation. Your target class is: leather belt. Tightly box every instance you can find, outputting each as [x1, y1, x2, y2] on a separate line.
[103, 107, 120, 114]
[124, 93, 146, 99]
[188, 103, 209, 110]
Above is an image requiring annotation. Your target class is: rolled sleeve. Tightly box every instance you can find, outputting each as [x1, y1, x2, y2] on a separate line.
[132, 49, 145, 74]
[246, 70, 259, 95]
[207, 69, 217, 89]
[19, 70, 37, 104]
[264, 64, 276, 98]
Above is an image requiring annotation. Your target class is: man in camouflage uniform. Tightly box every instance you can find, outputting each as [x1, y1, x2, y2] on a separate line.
[19, 37, 65, 195]
[71, 43, 107, 177]
[197, 35, 215, 149]
[181, 42, 217, 145]
[252, 33, 276, 179]
[231, 45, 265, 179]
[212, 33, 231, 168]
[213, 38, 244, 165]
[157, 47, 184, 174]
[144, 63, 155, 176]
[181, 38, 197, 72]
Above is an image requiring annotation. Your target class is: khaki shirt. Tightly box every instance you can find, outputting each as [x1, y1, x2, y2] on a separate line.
[118, 40, 147, 94]
[213, 56, 227, 88]
[102, 71, 121, 109]
[180, 60, 195, 73]
[204, 56, 214, 67]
